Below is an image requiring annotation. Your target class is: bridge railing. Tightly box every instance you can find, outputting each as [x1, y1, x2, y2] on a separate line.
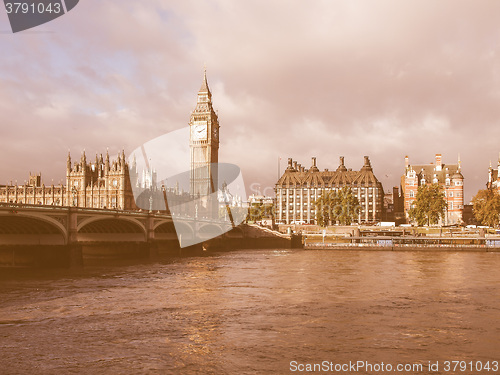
[0, 203, 238, 226]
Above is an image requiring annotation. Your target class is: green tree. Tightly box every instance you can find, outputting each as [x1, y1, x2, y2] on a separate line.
[245, 202, 274, 223]
[315, 187, 360, 226]
[314, 190, 338, 227]
[336, 186, 361, 225]
[408, 184, 447, 226]
[472, 189, 500, 227]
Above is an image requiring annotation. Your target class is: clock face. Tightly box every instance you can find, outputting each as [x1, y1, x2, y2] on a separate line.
[192, 122, 207, 140]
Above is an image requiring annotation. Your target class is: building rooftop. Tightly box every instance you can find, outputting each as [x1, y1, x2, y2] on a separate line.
[276, 156, 382, 188]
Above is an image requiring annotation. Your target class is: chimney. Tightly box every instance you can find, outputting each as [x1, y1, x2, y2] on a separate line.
[340, 156, 345, 167]
[364, 156, 370, 166]
[288, 158, 292, 167]
[435, 154, 442, 171]
[293, 161, 298, 170]
[312, 157, 317, 167]
[405, 155, 409, 168]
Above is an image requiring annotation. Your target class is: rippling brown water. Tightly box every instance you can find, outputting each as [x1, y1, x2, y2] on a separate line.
[1, 249, 499, 374]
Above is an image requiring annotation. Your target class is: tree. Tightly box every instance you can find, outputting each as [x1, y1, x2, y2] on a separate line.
[245, 202, 274, 223]
[315, 187, 360, 226]
[314, 190, 337, 227]
[408, 184, 447, 226]
[472, 189, 500, 227]
[336, 186, 360, 225]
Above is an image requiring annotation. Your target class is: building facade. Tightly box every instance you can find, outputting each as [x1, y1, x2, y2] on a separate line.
[382, 186, 405, 224]
[66, 150, 136, 210]
[275, 156, 384, 224]
[487, 155, 500, 192]
[401, 153, 464, 225]
[0, 150, 135, 209]
[0, 173, 66, 206]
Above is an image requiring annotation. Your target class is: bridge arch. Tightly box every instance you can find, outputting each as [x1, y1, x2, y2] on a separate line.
[77, 216, 146, 242]
[153, 221, 177, 240]
[198, 223, 224, 238]
[153, 220, 175, 232]
[0, 213, 67, 245]
[173, 221, 195, 239]
[77, 216, 146, 234]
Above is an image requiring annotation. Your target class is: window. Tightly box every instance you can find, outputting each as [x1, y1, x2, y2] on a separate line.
[410, 191, 414, 198]
[450, 202, 454, 210]
[449, 192, 453, 197]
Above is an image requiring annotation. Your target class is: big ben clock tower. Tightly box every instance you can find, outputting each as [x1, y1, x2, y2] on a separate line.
[189, 69, 220, 199]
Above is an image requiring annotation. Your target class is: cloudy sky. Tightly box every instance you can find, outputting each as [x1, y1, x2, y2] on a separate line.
[1, 0, 500, 202]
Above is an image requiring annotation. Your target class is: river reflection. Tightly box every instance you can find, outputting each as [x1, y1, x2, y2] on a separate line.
[1, 250, 499, 374]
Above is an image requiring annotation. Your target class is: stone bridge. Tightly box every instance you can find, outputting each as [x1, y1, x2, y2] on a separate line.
[0, 203, 239, 245]
[0, 203, 295, 267]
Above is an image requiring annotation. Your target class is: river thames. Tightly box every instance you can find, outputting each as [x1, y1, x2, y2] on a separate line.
[1, 249, 499, 374]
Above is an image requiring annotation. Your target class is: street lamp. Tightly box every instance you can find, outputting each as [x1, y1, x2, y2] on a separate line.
[445, 184, 450, 226]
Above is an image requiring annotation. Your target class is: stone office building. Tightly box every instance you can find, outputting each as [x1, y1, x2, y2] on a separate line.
[275, 156, 384, 224]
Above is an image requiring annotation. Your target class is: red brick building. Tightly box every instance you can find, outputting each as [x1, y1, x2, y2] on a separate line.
[402, 154, 464, 225]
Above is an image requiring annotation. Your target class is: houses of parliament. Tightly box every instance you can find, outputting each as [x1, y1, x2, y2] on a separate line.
[0, 71, 220, 211]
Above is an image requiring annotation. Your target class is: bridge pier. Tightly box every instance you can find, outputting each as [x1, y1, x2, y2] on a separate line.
[147, 242, 159, 260]
[68, 244, 83, 268]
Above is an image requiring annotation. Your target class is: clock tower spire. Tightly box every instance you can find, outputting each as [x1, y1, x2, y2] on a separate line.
[189, 68, 220, 200]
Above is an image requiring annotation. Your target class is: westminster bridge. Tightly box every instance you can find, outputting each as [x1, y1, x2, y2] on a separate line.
[0, 203, 296, 267]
